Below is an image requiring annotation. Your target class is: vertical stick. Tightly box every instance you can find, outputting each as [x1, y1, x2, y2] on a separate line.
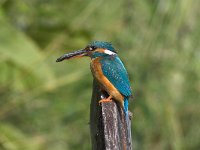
[90, 79, 132, 150]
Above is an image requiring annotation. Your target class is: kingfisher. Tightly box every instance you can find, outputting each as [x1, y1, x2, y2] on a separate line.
[56, 41, 132, 116]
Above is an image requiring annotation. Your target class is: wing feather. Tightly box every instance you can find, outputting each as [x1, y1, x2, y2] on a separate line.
[100, 56, 132, 97]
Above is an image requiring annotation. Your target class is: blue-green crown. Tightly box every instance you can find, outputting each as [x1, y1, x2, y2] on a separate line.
[89, 41, 117, 53]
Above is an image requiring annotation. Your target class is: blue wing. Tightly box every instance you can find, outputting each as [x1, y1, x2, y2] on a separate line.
[100, 55, 132, 97]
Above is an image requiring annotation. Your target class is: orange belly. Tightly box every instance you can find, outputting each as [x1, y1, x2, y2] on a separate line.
[90, 58, 124, 107]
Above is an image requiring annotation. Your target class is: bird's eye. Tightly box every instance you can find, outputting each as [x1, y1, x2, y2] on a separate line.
[89, 46, 96, 51]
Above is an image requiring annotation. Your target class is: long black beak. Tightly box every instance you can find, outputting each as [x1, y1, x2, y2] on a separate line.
[56, 49, 88, 62]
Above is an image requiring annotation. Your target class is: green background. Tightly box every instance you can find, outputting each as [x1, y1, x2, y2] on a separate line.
[0, 0, 199, 150]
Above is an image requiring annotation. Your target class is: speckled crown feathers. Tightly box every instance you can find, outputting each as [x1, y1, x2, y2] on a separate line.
[89, 41, 117, 53]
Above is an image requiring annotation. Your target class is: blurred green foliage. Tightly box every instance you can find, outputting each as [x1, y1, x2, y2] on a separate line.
[0, 0, 200, 150]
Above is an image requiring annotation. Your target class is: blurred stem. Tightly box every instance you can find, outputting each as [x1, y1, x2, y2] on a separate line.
[165, 101, 182, 150]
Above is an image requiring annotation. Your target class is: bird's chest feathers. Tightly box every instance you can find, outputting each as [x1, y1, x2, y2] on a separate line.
[90, 57, 124, 102]
[90, 56, 115, 80]
[90, 58, 104, 81]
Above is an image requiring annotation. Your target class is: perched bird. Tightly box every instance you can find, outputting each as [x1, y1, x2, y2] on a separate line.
[56, 41, 132, 116]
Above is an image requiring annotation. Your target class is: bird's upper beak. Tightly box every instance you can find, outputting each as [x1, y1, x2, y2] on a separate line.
[56, 49, 88, 62]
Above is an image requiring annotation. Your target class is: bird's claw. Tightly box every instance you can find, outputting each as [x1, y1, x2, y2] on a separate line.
[99, 96, 113, 104]
[99, 99, 113, 104]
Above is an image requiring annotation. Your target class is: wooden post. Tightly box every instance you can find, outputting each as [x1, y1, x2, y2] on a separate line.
[90, 79, 132, 150]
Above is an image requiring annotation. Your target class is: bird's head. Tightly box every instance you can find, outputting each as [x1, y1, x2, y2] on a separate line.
[56, 41, 117, 62]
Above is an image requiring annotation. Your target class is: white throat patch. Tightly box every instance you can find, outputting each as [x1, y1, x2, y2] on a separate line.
[104, 49, 116, 55]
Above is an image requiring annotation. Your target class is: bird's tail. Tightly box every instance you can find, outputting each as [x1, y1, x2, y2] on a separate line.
[124, 97, 132, 147]
[124, 97, 129, 117]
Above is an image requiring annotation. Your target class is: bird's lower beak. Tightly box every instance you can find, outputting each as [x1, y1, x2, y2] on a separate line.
[56, 49, 88, 62]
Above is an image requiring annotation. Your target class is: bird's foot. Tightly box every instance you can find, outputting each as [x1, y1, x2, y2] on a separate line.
[99, 99, 113, 103]
[99, 96, 112, 104]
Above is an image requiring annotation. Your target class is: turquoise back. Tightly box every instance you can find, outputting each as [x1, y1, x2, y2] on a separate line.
[100, 55, 132, 97]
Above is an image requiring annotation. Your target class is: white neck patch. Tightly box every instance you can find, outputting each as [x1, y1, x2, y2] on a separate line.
[104, 49, 116, 55]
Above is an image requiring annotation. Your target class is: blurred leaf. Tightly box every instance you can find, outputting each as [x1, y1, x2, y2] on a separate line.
[0, 123, 41, 150]
[0, 10, 54, 85]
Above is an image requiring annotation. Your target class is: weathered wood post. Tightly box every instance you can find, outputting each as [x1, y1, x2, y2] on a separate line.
[90, 79, 132, 150]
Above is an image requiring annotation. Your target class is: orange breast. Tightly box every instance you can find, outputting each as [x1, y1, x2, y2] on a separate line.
[90, 58, 124, 107]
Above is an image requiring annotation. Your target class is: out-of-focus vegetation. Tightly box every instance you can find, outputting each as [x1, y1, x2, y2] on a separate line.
[0, 0, 199, 150]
